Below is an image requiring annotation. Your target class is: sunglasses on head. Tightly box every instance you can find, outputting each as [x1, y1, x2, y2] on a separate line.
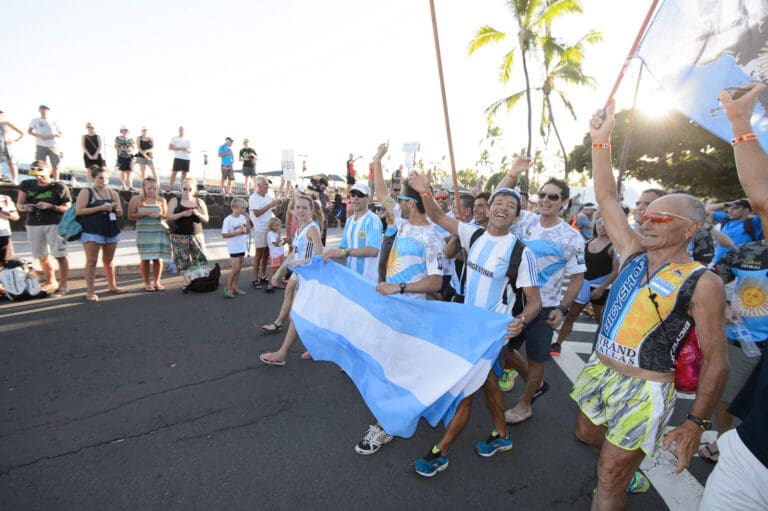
[538, 192, 562, 201]
[349, 190, 367, 198]
[397, 195, 417, 204]
[638, 210, 693, 224]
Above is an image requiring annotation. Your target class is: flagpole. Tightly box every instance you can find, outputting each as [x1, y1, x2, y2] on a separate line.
[429, 0, 460, 204]
[604, 0, 661, 107]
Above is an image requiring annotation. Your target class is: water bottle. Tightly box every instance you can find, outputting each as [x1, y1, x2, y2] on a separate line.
[733, 322, 761, 358]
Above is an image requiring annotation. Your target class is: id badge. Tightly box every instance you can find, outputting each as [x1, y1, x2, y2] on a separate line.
[109, 212, 117, 221]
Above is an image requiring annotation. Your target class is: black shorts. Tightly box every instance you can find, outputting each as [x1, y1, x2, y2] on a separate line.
[84, 155, 104, 168]
[0, 236, 12, 264]
[229, 252, 245, 258]
[117, 155, 133, 171]
[346, 175, 356, 185]
[173, 158, 191, 173]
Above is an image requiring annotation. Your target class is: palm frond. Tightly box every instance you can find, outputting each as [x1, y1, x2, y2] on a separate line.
[556, 90, 578, 119]
[468, 25, 507, 55]
[499, 50, 516, 83]
[484, 91, 527, 118]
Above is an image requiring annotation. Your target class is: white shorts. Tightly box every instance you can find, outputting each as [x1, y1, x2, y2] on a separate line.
[26, 224, 68, 259]
[699, 429, 768, 510]
[253, 229, 268, 249]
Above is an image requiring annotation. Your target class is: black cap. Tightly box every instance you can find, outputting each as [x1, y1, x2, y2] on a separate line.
[727, 198, 751, 209]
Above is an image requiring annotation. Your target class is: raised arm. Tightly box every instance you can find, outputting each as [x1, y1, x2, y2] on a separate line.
[407, 170, 458, 235]
[495, 156, 531, 191]
[720, 82, 768, 227]
[372, 143, 394, 217]
[589, 102, 641, 258]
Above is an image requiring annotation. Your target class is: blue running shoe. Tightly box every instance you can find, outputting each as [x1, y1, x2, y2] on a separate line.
[627, 471, 650, 494]
[475, 429, 513, 457]
[412, 445, 449, 477]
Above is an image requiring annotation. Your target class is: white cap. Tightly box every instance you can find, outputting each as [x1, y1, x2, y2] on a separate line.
[350, 182, 370, 196]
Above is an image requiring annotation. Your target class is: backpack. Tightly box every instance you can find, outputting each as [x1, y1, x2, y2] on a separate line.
[468, 229, 527, 315]
[182, 263, 221, 293]
[723, 216, 763, 242]
[0, 260, 47, 301]
[58, 188, 91, 241]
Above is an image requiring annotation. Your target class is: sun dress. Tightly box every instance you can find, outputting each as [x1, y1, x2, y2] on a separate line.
[136, 203, 171, 260]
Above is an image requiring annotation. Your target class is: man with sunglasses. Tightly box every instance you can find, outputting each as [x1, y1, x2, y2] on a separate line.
[353, 143, 444, 458]
[407, 166, 540, 477]
[323, 182, 381, 283]
[376, 181, 402, 283]
[573, 102, 728, 509]
[496, 171, 586, 425]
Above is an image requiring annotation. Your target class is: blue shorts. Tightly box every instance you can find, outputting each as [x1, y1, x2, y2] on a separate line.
[507, 307, 553, 363]
[575, 275, 611, 304]
[242, 167, 256, 177]
[81, 232, 120, 244]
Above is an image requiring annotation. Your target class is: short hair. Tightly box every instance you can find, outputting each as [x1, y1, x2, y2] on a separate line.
[256, 176, 269, 185]
[401, 180, 425, 214]
[641, 188, 667, 199]
[490, 189, 521, 216]
[459, 194, 475, 211]
[670, 193, 706, 225]
[475, 191, 491, 203]
[230, 197, 248, 210]
[542, 178, 570, 199]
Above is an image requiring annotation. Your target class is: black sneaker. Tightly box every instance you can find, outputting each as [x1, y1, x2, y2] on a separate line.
[549, 343, 562, 356]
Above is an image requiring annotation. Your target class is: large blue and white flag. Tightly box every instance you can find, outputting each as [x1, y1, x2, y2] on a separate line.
[290, 257, 510, 438]
[635, 0, 768, 146]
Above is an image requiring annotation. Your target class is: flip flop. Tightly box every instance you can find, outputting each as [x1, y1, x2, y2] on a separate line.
[301, 351, 312, 360]
[531, 381, 550, 404]
[108, 288, 127, 294]
[260, 352, 286, 366]
[504, 410, 533, 425]
[85, 295, 99, 302]
[698, 442, 719, 464]
[144, 286, 156, 292]
[261, 322, 283, 333]
[154, 285, 166, 292]
[252, 280, 263, 290]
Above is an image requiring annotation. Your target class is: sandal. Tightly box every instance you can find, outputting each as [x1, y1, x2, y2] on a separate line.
[259, 352, 286, 366]
[252, 280, 263, 290]
[85, 295, 99, 302]
[154, 285, 166, 292]
[301, 351, 312, 360]
[108, 287, 127, 294]
[144, 286, 156, 292]
[261, 322, 283, 333]
[698, 442, 719, 464]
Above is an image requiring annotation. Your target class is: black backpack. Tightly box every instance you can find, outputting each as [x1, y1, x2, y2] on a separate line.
[181, 263, 221, 294]
[468, 228, 527, 315]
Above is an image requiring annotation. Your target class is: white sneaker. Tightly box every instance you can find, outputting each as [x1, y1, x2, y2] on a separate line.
[354, 424, 393, 455]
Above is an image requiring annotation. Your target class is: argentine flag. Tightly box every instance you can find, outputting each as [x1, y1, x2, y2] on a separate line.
[290, 257, 510, 438]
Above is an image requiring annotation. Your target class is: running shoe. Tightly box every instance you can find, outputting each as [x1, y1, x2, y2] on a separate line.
[627, 471, 650, 494]
[475, 430, 513, 457]
[234, 289, 247, 296]
[354, 424, 393, 455]
[497, 368, 517, 392]
[412, 445, 449, 477]
[550, 343, 562, 356]
[223, 288, 235, 299]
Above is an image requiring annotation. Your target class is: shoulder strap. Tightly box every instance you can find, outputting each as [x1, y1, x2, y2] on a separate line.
[469, 227, 485, 248]
[744, 216, 757, 241]
[502, 239, 527, 311]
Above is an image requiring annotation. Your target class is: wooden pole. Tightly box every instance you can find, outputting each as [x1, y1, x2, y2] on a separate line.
[429, 0, 460, 205]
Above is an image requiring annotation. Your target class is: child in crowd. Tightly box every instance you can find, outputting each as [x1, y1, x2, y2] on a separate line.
[265, 217, 287, 293]
[221, 198, 250, 298]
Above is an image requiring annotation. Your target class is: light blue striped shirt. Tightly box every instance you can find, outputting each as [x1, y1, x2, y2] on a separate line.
[340, 210, 383, 282]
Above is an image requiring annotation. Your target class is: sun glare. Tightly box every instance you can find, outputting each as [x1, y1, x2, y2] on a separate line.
[638, 91, 675, 119]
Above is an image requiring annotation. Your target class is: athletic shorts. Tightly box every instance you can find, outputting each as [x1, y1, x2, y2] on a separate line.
[253, 229, 268, 249]
[80, 232, 120, 245]
[571, 352, 676, 457]
[117, 156, 133, 171]
[221, 166, 235, 180]
[229, 252, 245, 258]
[346, 175, 355, 185]
[0, 236, 13, 263]
[575, 275, 611, 305]
[172, 158, 190, 172]
[507, 307, 554, 363]
[36, 146, 60, 166]
[136, 156, 153, 165]
[721, 341, 763, 403]
[242, 167, 256, 177]
[26, 224, 67, 258]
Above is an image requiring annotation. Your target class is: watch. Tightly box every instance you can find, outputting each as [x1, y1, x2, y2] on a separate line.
[399, 283, 407, 294]
[556, 304, 569, 315]
[686, 414, 713, 431]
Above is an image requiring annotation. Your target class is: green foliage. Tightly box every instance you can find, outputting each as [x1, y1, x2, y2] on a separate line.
[457, 168, 480, 189]
[568, 109, 743, 200]
[485, 171, 506, 191]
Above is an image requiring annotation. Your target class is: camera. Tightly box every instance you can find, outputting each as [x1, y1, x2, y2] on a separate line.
[307, 174, 329, 193]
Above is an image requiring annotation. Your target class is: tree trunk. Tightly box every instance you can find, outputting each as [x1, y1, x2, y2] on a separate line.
[521, 49, 533, 159]
[546, 98, 569, 179]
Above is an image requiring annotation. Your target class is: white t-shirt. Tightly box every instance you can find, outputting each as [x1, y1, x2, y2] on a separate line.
[222, 214, 248, 254]
[385, 217, 443, 299]
[267, 231, 284, 259]
[29, 117, 60, 148]
[519, 216, 587, 307]
[0, 194, 17, 236]
[458, 222, 538, 314]
[169, 136, 191, 160]
[248, 191, 274, 231]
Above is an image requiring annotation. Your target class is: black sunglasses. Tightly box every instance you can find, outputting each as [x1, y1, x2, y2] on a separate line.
[349, 190, 367, 198]
[538, 192, 562, 201]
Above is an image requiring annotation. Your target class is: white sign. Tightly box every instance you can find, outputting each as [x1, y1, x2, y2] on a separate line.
[281, 149, 296, 181]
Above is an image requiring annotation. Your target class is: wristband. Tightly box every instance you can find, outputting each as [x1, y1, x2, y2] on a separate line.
[591, 142, 611, 150]
[340, 248, 346, 257]
[686, 414, 712, 431]
[419, 189, 432, 198]
[731, 132, 757, 146]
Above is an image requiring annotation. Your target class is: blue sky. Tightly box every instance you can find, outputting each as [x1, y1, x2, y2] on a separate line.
[2, 0, 654, 190]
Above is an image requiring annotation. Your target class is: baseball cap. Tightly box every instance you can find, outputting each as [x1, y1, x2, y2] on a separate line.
[39, 104, 50, 110]
[727, 198, 751, 209]
[583, 202, 596, 209]
[225, 137, 233, 142]
[243, 138, 250, 143]
[350, 183, 370, 196]
[120, 125, 128, 131]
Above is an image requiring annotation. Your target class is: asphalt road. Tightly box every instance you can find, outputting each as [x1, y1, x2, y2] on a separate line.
[0, 272, 715, 511]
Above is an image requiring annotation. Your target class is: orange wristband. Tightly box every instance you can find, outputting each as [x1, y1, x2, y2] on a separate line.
[731, 132, 757, 146]
[592, 142, 611, 150]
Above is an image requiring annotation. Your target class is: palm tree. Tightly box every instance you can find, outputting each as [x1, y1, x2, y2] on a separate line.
[468, 0, 590, 172]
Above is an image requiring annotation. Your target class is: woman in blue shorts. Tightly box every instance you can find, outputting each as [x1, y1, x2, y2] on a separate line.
[76, 166, 124, 301]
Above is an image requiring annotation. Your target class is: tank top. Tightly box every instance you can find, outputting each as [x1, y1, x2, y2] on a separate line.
[596, 252, 705, 372]
[80, 188, 120, 237]
[139, 137, 153, 157]
[83, 134, 100, 155]
[173, 199, 203, 235]
[293, 221, 320, 260]
[584, 241, 613, 281]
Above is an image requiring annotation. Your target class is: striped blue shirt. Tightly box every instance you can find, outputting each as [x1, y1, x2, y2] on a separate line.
[340, 210, 383, 282]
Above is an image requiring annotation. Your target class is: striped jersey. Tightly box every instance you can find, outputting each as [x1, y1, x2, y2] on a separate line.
[294, 221, 321, 261]
[386, 217, 443, 300]
[458, 222, 538, 314]
[340, 210, 383, 282]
